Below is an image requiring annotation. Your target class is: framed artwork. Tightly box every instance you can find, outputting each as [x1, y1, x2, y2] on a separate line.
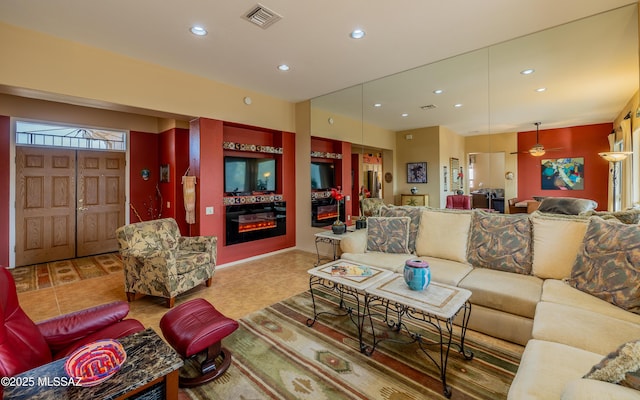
[450, 158, 460, 191]
[407, 162, 427, 183]
[541, 157, 584, 190]
[160, 164, 170, 183]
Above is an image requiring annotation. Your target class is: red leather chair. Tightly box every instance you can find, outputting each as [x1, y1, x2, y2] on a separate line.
[0, 266, 144, 379]
[446, 194, 472, 210]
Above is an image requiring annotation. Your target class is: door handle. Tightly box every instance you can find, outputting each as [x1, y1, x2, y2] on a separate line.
[78, 206, 88, 211]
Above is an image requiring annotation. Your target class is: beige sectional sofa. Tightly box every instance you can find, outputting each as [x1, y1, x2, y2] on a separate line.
[338, 206, 640, 399]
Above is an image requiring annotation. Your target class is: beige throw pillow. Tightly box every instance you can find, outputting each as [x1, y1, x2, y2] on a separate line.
[531, 212, 589, 279]
[415, 209, 471, 263]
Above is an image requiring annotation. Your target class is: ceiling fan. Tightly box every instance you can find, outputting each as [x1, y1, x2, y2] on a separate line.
[510, 122, 562, 156]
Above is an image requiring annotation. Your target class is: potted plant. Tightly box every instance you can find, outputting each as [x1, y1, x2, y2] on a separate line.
[330, 187, 346, 234]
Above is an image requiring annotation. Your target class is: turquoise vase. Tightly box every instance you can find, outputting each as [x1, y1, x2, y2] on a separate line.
[403, 260, 431, 291]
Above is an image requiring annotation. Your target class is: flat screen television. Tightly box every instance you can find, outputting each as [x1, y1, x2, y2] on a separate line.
[311, 161, 335, 190]
[224, 156, 276, 195]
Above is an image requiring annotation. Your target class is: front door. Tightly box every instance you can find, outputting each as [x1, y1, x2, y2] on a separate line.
[15, 147, 126, 266]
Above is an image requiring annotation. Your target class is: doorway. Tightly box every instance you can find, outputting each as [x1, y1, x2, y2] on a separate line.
[15, 146, 125, 266]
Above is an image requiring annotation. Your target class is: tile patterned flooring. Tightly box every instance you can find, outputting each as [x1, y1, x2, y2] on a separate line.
[17, 249, 317, 333]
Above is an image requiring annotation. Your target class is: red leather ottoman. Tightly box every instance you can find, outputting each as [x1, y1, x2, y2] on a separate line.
[160, 298, 239, 387]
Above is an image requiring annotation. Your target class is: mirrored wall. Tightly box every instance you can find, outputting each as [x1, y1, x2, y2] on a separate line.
[310, 4, 638, 215]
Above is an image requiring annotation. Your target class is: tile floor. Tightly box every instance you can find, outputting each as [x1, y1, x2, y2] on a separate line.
[17, 249, 318, 333]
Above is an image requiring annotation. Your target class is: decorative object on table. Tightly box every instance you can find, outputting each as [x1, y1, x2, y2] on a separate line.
[330, 262, 373, 277]
[64, 339, 127, 387]
[330, 186, 346, 234]
[407, 162, 427, 183]
[410, 186, 418, 194]
[541, 157, 584, 190]
[403, 259, 431, 291]
[598, 151, 633, 212]
[355, 216, 367, 229]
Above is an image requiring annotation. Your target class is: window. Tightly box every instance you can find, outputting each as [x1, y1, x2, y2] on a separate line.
[16, 121, 126, 151]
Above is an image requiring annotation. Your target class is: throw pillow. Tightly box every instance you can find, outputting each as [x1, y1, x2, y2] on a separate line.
[467, 210, 533, 274]
[584, 340, 640, 390]
[530, 212, 589, 279]
[566, 217, 640, 314]
[537, 197, 598, 215]
[379, 205, 423, 253]
[415, 209, 471, 263]
[366, 216, 411, 254]
[584, 209, 640, 225]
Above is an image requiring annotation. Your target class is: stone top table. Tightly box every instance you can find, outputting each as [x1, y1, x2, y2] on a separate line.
[3, 328, 183, 400]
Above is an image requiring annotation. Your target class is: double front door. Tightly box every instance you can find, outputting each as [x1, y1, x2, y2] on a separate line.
[15, 147, 126, 266]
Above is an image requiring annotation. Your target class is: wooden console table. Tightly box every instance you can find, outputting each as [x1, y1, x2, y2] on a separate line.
[400, 194, 429, 206]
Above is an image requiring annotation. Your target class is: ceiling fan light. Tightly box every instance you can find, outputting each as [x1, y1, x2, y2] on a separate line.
[529, 147, 546, 157]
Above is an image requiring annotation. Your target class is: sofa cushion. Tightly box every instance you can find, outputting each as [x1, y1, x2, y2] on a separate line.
[532, 302, 640, 355]
[537, 197, 598, 215]
[584, 340, 640, 390]
[584, 208, 640, 224]
[530, 212, 589, 279]
[415, 256, 473, 286]
[542, 280, 640, 325]
[415, 209, 471, 263]
[561, 378, 640, 400]
[379, 205, 423, 253]
[566, 217, 640, 314]
[467, 211, 532, 274]
[366, 216, 411, 254]
[507, 339, 605, 400]
[458, 268, 542, 319]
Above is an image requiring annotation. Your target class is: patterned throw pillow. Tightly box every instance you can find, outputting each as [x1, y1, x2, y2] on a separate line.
[366, 216, 411, 254]
[537, 197, 597, 215]
[379, 205, 423, 253]
[584, 340, 640, 389]
[584, 209, 640, 225]
[566, 217, 640, 314]
[467, 210, 532, 274]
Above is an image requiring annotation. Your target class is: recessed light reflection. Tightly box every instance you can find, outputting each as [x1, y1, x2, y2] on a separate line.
[373, 103, 382, 107]
[190, 26, 208, 36]
[536, 87, 547, 92]
[277, 64, 290, 71]
[454, 103, 463, 108]
[401, 113, 409, 117]
[520, 69, 535, 75]
[433, 89, 444, 94]
[350, 29, 366, 39]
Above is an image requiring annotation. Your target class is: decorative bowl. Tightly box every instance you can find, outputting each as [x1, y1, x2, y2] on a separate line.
[64, 339, 127, 387]
[404, 259, 431, 291]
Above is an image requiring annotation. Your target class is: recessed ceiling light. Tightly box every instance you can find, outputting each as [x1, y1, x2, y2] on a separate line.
[350, 29, 366, 39]
[373, 103, 382, 107]
[277, 64, 290, 71]
[401, 113, 409, 117]
[536, 87, 547, 92]
[454, 103, 463, 108]
[190, 26, 208, 36]
[520, 68, 535, 75]
[433, 89, 444, 94]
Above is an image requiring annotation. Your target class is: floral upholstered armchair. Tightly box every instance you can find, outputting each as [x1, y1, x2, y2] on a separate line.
[115, 218, 216, 308]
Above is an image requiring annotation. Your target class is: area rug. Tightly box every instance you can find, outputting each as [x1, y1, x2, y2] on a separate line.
[10, 253, 123, 293]
[181, 287, 522, 399]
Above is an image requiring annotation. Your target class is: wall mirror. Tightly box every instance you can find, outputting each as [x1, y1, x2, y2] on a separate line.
[310, 4, 638, 214]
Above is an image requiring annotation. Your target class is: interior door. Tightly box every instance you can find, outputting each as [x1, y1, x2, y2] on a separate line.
[15, 147, 76, 266]
[76, 150, 126, 257]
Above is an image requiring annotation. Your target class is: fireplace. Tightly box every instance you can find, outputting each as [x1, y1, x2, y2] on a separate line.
[311, 198, 344, 227]
[225, 202, 286, 245]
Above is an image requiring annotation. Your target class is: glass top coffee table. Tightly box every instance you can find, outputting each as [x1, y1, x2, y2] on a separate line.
[365, 274, 473, 399]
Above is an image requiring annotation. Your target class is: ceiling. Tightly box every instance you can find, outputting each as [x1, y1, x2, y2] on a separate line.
[0, 1, 637, 133]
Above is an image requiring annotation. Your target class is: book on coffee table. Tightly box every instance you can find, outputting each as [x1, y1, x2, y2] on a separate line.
[331, 262, 373, 277]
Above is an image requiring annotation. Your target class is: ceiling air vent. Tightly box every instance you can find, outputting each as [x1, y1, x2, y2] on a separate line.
[420, 104, 438, 110]
[244, 4, 282, 29]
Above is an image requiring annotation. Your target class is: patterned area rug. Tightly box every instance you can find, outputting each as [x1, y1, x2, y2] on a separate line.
[10, 253, 123, 293]
[182, 287, 522, 400]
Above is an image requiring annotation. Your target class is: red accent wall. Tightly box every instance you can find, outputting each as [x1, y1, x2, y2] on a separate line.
[189, 118, 296, 265]
[159, 128, 189, 235]
[516, 123, 612, 210]
[129, 131, 160, 222]
[0, 116, 10, 266]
